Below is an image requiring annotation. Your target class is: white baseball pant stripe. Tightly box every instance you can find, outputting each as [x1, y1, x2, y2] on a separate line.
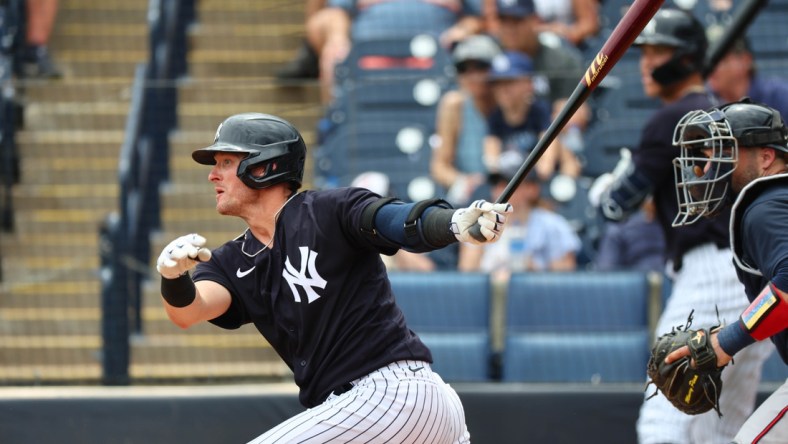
[248, 360, 470, 444]
[637, 244, 774, 444]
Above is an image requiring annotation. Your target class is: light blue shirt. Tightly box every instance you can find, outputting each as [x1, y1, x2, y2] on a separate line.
[480, 208, 581, 272]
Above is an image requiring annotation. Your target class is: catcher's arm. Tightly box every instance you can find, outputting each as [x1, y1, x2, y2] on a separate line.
[667, 281, 788, 365]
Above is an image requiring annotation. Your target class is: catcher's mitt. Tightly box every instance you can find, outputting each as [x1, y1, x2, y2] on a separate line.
[646, 310, 726, 416]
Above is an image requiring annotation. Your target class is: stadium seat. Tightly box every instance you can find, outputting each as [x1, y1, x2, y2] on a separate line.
[502, 271, 652, 383]
[388, 272, 493, 382]
[314, 115, 436, 200]
[334, 33, 453, 82]
[580, 119, 643, 178]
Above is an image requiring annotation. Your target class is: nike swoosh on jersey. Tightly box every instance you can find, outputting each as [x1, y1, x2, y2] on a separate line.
[236, 267, 255, 278]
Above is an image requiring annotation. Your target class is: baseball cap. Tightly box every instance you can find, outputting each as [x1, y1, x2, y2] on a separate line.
[452, 34, 502, 66]
[488, 51, 534, 81]
[497, 0, 536, 18]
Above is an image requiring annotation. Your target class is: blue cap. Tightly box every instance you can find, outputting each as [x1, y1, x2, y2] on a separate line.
[488, 51, 534, 80]
[497, 0, 536, 18]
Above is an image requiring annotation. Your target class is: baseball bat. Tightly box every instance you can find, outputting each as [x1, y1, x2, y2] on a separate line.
[494, 0, 665, 204]
[702, 0, 768, 79]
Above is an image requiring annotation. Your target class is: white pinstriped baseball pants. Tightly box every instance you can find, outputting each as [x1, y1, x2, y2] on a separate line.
[248, 360, 470, 444]
[637, 244, 774, 444]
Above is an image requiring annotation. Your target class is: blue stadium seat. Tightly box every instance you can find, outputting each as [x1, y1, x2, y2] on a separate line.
[388, 272, 493, 382]
[334, 34, 453, 82]
[502, 271, 652, 383]
[504, 332, 649, 383]
[580, 119, 643, 178]
[746, 12, 788, 60]
[313, 115, 436, 200]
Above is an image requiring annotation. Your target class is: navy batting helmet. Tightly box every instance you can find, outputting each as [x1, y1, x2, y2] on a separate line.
[192, 113, 307, 190]
[634, 8, 707, 86]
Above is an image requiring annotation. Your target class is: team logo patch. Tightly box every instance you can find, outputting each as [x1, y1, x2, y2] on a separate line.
[283, 246, 327, 303]
[742, 287, 778, 330]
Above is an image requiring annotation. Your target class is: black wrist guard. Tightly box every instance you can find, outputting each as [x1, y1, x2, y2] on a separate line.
[160, 273, 196, 308]
[422, 208, 457, 247]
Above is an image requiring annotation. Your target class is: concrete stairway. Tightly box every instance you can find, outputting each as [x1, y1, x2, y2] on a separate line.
[0, 0, 323, 384]
[0, 0, 148, 384]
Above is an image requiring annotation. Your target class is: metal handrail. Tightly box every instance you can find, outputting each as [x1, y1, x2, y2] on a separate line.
[100, 0, 194, 385]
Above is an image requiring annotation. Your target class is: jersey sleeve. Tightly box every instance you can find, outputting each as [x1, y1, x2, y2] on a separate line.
[316, 188, 401, 256]
[192, 245, 251, 329]
[742, 198, 788, 290]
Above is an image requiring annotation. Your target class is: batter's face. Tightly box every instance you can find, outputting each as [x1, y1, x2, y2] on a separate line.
[639, 45, 674, 98]
[208, 152, 259, 216]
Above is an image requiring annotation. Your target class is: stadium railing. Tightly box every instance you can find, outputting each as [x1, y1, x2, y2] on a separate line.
[99, 0, 194, 385]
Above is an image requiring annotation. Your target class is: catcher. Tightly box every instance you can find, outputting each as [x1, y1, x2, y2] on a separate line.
[652, 99, 788, 443]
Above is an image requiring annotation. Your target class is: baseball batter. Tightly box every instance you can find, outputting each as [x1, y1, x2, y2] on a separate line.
[592, 9, 772, 443]
[668, 99, 788, 443]
[155, 113, 512, 443]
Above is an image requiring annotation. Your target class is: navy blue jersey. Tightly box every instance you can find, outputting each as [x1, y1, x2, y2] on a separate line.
[631, 91, 730, 267]
[487, 99, 552, 156]
[730, 174, 788, 364]
[192, 188, 432, 407]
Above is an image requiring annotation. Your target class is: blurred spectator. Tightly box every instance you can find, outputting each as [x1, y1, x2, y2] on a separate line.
[548, 96, 585, 177]
[17, 0, 61, 79]
[490, 0, 584, 104]
[280, 0, 485, 104]
[350, 171, 437, 272]
[707, 35, 788, 119]
[276, 0, 326, 80]
[483, 50, 576, 182]
[431, 34, 502, 207]
[459, 150, 581, 274]
[593, 196, 666, 273]
[533, 0, 600, 48]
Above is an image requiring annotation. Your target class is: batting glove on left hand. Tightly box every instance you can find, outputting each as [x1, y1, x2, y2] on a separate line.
[156, 233, 212, 279]
[451, 200, 513, 245]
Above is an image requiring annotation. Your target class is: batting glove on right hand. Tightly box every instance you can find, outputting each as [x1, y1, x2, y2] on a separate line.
[451, 200, 513, 245]
[156, 233, 212, 279]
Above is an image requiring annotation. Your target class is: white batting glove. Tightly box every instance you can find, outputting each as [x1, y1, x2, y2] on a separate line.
[587, 148, 632, 207]
[451, 200, 513, 245]
[156, 233, 212, 279]
[587, 172, 615, 208]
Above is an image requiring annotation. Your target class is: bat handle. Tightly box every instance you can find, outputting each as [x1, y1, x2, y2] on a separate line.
[467, 224, 486, 243]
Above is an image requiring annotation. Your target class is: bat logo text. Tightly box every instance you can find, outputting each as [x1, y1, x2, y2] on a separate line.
[584, 52, 609, 86]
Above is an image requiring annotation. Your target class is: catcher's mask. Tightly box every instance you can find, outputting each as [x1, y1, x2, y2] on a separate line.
[672, 99, 788, 226]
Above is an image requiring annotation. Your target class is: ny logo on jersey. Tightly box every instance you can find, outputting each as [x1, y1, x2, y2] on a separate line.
[283, 246, 327, 303]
